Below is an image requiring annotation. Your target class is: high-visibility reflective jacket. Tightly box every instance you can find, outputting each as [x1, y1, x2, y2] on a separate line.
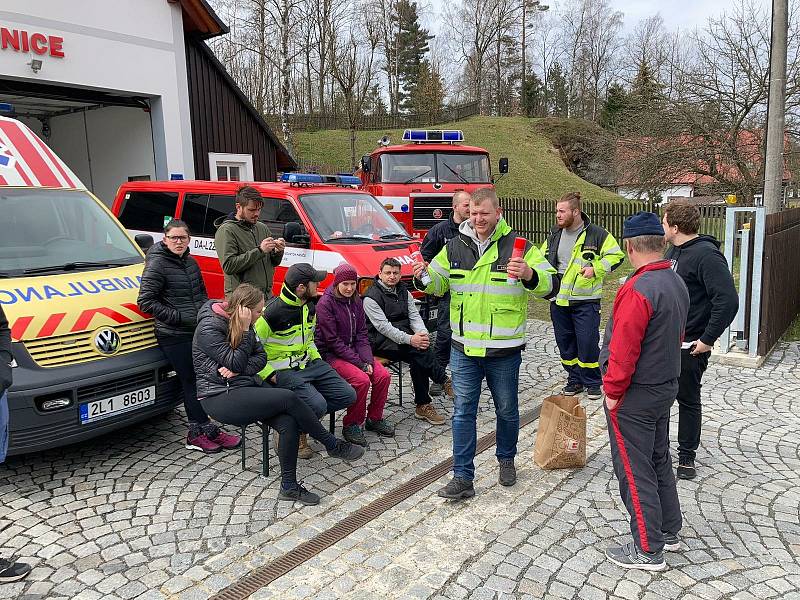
[423, 218, 557, 357]
[254, 284, 321, 380]
[541, 216, 624, 306]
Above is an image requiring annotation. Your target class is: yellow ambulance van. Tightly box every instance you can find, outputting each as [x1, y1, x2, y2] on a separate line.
[0, 114, 180, 455]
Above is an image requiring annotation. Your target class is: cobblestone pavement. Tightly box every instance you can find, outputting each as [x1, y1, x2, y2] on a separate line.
[1, 321, 799, 600]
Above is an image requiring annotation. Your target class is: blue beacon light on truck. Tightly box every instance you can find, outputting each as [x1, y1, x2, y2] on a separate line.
[401, 129, 464, 143]
[281, 172, 361, 186]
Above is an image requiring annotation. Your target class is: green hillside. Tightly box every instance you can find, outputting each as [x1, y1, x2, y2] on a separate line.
[293, 116, 623, 201]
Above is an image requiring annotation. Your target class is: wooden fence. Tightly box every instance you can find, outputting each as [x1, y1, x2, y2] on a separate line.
[501, 198, 727, 245]
[758, 207, 800, 355]
[267, 101, 480, 133]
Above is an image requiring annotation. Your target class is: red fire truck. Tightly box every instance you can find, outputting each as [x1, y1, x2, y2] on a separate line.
[357, 129, 508, 237]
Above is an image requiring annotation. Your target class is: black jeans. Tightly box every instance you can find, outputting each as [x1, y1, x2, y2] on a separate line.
[379, 345, 446, 405]
[201, 386, 338, 488]
[158, 335, 209, 425]
[434, 293, 452, 370]
[676, 349, 710, 461]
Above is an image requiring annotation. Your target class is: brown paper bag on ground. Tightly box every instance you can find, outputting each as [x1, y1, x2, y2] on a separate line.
[534, 394, 587, 469]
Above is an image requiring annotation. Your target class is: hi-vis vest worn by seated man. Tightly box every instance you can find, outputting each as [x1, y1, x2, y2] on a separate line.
[423, 217, 558, 358]
[254, 283, 321, 380]
[541, 216, 624, 306]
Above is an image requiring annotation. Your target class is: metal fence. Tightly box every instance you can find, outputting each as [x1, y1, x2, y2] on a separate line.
[501, 198, 727, 245]
[267, 101, 480, 133]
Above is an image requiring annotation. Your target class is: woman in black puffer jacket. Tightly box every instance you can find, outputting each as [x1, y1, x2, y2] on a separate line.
[193, 284, 364, 505]
[138, 219, 240, 453]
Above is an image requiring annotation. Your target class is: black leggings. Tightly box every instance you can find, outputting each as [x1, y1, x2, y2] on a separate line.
[158, 335, 209, 425]
[201, 386, 338, 488]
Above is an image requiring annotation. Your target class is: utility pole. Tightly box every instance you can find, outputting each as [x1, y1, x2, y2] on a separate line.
[763, 0, 789, 214]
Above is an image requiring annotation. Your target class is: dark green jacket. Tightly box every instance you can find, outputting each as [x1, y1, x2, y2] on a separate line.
[214, 213, 284, 297]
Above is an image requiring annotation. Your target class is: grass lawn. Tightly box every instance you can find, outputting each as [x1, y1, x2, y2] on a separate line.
[527, 260, 635, 328]
[294, 116, 624, 202]
[782, 315, 800, 342]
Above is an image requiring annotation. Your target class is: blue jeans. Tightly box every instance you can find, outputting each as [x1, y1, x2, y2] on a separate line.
[450, 347, 522, 481]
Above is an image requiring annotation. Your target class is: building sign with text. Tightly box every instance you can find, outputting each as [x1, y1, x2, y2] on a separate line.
[1, 26, 64, 58]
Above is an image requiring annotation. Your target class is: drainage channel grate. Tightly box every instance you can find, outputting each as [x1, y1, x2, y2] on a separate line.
[211, 405, 542, 600]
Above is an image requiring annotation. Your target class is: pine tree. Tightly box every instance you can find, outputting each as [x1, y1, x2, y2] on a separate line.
[521, 72, 545, 117]
[600, 83, 628, 131]
[547, 62, 569, 117]
[411, 62, 445, 123]
[395, 0, 434, 113]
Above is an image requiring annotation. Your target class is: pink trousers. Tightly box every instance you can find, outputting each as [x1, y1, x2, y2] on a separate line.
[328, 358, 391, 427]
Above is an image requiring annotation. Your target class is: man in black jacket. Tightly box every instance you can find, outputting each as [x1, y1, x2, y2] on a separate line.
[0, 306, 33, 584]
[663, 201, 738, 480]
[420, 191, 472, 374]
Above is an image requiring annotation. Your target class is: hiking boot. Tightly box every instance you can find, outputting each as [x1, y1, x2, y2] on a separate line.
[0, 557, 32, 583]
[498, 458, 517, 486]
[186, 433, 222, 454]
[298, 433, 314, 460]
[605, 542, 666, 571]
[327, 440, 365, 462]
[343, 424, 367, 446]
[586, 387, 603, 400]
[437, 477, 475, 500]
[278, 483, 321, 506]
[443, 377, 454, 398]
[677, 456, 696, 480]
[210, 429, 242, 450]
[662, 532, 681, 552]
[365, 418, 395, 437]
[415, 402, 446, 425]
[429, 382, 444, 396]
[562, 383, 584, 396]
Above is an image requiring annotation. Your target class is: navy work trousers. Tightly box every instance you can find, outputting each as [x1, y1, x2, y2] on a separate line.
[550, 301, 602, 388]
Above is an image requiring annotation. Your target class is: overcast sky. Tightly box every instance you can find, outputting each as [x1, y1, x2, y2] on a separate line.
[426, 0, 772, 35]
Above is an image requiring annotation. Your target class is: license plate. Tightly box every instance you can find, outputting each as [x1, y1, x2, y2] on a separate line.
[79, 386, 156, 424]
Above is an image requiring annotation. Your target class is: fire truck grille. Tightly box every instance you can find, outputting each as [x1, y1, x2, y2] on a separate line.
[24, 321, 158, 368]
[412, 196, 453, 231]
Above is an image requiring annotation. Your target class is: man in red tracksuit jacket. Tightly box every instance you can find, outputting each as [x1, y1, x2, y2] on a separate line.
[599, 212, 689, 571]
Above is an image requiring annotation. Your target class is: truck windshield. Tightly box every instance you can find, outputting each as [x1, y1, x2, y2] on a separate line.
[300, 192, 410, 242]
[380, 152, 490, 184]
[0, 189, 142, 276]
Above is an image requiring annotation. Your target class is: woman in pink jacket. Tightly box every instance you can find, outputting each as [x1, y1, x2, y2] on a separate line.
[315, 263, 393, 445]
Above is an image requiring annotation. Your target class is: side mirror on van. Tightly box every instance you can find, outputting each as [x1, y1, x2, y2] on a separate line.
[499, 157, 509, 174]
[360, 155, 371, 173]
[134, 234, 154, 252]
[283, 222, 310, 247]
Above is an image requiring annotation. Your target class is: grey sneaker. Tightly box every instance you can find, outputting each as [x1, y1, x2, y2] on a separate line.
[562, 383, 584, 396]
[605, 542, 666, 571]
[327, 440, 365, 462]
[587, 387, 603, 400]
[342, 424, 367, 446]
[429, 382, 444, 396]
[498, 458, 517, 486]
[437, 477, 475, 500]
[278, 483, 321, 506]
[0, 557, 32, 583]
[365, 418, 395, 437]
[662, 532, 681, 551]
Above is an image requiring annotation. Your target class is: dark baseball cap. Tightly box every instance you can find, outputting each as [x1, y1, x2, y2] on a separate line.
[285, 263, 327, 289]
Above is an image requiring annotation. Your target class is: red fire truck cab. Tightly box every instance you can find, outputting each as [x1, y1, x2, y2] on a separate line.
[358, 129, 508, 238]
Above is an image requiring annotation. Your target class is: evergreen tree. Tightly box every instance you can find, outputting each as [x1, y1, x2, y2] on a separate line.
[547, 62, 569, 117]
[395, 0, 434, 112]
[411, 63, 445, 123]
[600, 83, 628, 131]
[521, 72, 545, 117]
[628, 60, 663, 109]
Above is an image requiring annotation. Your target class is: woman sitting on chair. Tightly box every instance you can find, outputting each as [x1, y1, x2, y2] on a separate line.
[193, 283, 364, 505]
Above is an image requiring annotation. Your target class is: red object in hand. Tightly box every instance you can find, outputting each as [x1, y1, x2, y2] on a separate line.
[409, 244, 432, 285]
[507, 237, 527, 285]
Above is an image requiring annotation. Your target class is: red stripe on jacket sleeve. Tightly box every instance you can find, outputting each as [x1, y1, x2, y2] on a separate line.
[602, 284, 652, 399]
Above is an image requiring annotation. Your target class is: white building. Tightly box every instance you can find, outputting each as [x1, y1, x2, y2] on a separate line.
[0, 0, 293, 204]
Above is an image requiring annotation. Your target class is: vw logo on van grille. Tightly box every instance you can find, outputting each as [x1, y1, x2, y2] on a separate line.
[94, 328, 121, 355]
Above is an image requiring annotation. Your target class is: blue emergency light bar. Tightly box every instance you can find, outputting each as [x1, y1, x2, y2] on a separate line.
[281, 172, 361, 186]
[0, 103, 14, 114]
[402, 129, 464, 143]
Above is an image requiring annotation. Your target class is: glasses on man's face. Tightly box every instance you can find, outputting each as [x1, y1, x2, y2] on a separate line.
[165, 235, 189, 242]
